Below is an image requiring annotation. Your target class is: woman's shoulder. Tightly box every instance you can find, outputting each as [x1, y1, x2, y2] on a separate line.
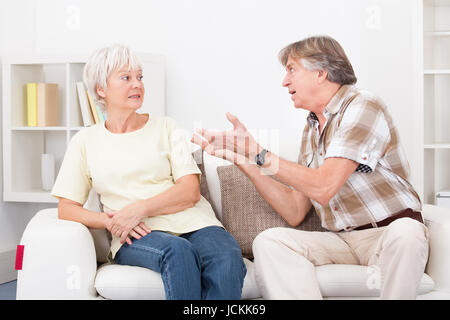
[149, 115, 179, 130]
[69, 123, 104, 145]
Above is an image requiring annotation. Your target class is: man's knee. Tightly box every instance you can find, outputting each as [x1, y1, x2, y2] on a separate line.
[385, 218, 428, 247]
[253, 227, 289, 250]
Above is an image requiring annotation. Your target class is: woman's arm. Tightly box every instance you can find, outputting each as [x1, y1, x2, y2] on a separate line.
[58, 197, 109, 229]
[108, 174, 201, 244]
[58, 197, 151, 245]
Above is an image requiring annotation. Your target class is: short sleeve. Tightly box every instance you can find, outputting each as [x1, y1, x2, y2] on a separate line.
[166, 117, 201, 182]
[325, 98, 391, 172]
[51, 131, 92, 204]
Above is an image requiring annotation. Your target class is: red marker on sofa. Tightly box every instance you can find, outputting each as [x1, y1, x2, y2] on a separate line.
[15, 245, 24, 270]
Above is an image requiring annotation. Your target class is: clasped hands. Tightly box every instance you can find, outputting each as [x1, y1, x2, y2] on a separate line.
[191, 112, 263, 165]
[104, 200, 151, 245]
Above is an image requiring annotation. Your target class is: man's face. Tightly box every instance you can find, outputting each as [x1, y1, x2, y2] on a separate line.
[282, 56, 319, 111]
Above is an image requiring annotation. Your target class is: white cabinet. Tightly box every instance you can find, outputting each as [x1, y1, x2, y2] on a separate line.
[2, 53, 165, 203]
[421, 0, 450, 204]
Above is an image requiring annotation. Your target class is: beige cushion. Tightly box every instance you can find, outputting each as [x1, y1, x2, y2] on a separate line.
[192, 148, 219, 218]
[217, 165, 325, 259]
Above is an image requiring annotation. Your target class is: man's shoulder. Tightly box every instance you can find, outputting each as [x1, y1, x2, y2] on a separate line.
[345, 87, 388, 115]
[350, 87, 384, 105]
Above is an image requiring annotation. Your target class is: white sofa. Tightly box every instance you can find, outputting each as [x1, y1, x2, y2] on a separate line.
[16, 152, 450, 299]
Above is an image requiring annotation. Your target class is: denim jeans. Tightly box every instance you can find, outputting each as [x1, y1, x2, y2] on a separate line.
[114, 226, 247, 300]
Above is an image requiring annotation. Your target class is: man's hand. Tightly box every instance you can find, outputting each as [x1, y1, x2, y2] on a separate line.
[105, 201, 151, 245]
[191, 112, 263, 165]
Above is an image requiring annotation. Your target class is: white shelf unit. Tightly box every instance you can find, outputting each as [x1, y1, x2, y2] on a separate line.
[422, 0, 450, 204]
[2, 53, 165, 203]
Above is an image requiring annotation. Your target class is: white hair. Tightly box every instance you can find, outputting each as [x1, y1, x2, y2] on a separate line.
[83, 44, 142, 110]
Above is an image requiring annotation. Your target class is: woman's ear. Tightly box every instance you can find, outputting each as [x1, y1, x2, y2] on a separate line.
[97, 85, 106, 99]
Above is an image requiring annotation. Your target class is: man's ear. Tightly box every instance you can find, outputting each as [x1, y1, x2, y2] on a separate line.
[97, 85, 106, 98]
[317, 70, 328, 84]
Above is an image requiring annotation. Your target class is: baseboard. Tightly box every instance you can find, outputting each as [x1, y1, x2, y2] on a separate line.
[0, 248, 17, 284]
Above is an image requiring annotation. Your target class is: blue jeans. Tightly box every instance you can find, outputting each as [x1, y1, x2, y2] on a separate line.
[114, 226, 247, 300]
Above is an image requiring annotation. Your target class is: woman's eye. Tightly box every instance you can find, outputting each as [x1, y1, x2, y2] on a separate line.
[121, 76, 129, 80]
[138, 75, 144, 80]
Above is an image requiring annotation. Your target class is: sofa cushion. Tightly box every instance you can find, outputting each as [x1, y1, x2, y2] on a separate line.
[94, 258, 260, 300]
[192, 148, 219, 218]
[217, 164, 325, 259]
[316, 264, 434, 297]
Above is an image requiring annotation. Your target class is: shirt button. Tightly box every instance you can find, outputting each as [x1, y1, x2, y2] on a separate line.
[362, 157, 367, 161]
[320, 152, 323, 156]
[334, 207, 338, 211]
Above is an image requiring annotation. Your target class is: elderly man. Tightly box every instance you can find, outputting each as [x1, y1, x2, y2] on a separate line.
[191, 35, 429, 300]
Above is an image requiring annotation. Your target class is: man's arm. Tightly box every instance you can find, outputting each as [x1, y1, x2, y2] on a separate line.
[238, 163, 312, 227]
[261, 153, 359, 206]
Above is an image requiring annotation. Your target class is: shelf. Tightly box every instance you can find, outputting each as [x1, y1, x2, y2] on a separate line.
[12, 126, 67, 131]
[424, 69, 450, 74]
[424, 144, 450, 149]
[2, 53, 165, 203]
[4, 190, 57, 203]
[424, 31, 450, 36]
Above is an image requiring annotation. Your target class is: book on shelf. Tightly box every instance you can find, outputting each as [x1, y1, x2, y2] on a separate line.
[26, 83, 37, 126]
[86, 90, 106, 123]
[26, 82, 59, 126]
[76, 81, 94, 126]
[37, 83, 58, 126]
[86, 90, 100, 123]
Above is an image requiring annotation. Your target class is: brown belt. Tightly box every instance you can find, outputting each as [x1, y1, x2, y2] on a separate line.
[354, 208, 423, 231]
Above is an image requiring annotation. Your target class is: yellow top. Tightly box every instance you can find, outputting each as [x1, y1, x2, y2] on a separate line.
[51, 115, 222, 259]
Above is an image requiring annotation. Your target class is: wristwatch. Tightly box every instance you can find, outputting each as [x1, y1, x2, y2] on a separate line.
[255, 149, 268, 167]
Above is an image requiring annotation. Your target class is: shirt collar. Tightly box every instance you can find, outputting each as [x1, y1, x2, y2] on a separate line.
[307, 85, 355, 126]
[324, 84, 354, 115]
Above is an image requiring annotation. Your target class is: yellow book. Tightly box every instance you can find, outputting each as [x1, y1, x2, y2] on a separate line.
[26, 83, 37, 126]
[86, 89, 99, 124]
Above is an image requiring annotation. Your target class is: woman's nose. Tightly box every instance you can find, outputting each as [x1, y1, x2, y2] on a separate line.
[132, 77, 144, 88]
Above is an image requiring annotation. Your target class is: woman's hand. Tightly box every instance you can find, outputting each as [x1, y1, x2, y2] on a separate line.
[104, 201, 151, 245]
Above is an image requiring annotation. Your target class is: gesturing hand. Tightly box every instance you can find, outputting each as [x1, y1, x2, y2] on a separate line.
[105, 201, 151, 245]
[191, 112, 262, 165]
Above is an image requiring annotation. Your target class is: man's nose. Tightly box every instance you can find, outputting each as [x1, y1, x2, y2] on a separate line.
[282, 75, 290, 87]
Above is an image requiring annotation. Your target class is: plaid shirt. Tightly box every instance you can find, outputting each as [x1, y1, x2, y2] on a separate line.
[298, 85, 421, 232]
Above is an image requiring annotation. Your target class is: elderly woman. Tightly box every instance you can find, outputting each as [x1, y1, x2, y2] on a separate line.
[51, 44, 246, 300]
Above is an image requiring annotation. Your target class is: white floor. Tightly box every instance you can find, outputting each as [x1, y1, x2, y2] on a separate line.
[0, 280, 16, 300]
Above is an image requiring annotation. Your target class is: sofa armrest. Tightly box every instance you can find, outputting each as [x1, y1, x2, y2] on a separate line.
[16, 208, 98, 299]
[422, 204, 450, 293]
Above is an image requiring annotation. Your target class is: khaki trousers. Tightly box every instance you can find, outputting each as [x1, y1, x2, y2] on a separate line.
[252, 218, 429, 300]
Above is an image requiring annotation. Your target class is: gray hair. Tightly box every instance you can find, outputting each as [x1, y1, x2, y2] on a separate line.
[279, 36, 357, 85]
[83, 44, 142, 109]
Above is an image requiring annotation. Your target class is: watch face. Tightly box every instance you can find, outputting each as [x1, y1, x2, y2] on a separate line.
[256, 154, 263, 166]
[256, 149, 266, 166]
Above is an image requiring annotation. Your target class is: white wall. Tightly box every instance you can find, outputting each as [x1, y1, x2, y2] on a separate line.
[0, 2, 52, 254]
[0, 0, 421, 252]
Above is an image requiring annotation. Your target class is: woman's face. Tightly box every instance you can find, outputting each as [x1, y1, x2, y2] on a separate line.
[97, 65, 145, 111]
